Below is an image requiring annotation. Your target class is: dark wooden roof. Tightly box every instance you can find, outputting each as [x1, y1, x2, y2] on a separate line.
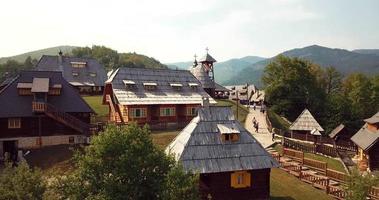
[199, 53, 217, 63]
[166, 106, 279, 174]
[0, 71, 93, 118]
[36, 55, 107, 87]
[329, 124, 345, 139]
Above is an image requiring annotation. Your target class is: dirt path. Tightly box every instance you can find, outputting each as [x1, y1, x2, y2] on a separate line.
[245, 106, 275, 148]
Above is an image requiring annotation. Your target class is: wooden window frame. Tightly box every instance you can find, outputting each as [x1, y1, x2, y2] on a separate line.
[8, 118, 21, 129]
[186, 107, 197, 116]
[130, 108, 147, 118]
[231, 171, 251, 188]
[160, 107, 176, 117]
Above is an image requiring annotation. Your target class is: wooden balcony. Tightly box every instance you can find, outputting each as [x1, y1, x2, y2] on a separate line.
[32, 101, 46, 112]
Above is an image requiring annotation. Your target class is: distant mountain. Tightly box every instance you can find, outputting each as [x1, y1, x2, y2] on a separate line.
[167, 56, 265, 84]
[0, 46, 77, 64]
[353, 49, 379, 56]
[224, 45, 379, 87]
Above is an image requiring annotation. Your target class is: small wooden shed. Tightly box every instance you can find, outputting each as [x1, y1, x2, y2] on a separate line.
[166, 103, 278, 200]
[351, 112, 379, 171]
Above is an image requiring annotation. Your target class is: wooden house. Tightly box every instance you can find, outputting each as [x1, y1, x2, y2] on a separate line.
[36, 51, 107, 95]
[329, 124, 355, 147]
[226, 84, 257, 105]
[0, 71, 94, 162]
[166, 101, 278, 200]
[103, 67, 216, 129]
[289, 109, 324, 139]
[351, 112, 379, 171]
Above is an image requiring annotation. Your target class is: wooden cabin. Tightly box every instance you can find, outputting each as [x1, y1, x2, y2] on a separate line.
[214, 83, 230, 99]
[226, 84, 258, 105]
[289, 109, 324, 140]
[329, 124, 355, 147]
[351, 112, 379, 171]
[166, 102, 278, 200]
[0, 71, 94, 162]
[103, 67, 215, 129]
[36, 51, 107, 95]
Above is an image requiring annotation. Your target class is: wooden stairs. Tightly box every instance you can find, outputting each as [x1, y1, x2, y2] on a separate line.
[105, 95, 122, 123]
[32, 101, 93, 135]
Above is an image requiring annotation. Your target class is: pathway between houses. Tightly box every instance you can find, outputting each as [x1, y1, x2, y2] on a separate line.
[244, 106, 275, 148]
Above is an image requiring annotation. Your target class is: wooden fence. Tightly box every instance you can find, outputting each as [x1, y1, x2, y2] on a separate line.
[303, 158, 327, 175]
[326, 169, 349, 183]
[283, 138, 338, 157]
[283, 148, 304, 163]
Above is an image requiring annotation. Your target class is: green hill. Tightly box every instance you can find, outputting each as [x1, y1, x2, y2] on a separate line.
[0, 46, 77, 64]
[224, 45, 379, 87]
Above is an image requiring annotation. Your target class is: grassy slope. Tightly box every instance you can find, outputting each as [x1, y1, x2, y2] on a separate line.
[273, 144, 346, 173]
[0, 45, 77, 64]
[82, 96, 108, 117]
[270, 168, 332, 200]
[268, 109, 290, 132]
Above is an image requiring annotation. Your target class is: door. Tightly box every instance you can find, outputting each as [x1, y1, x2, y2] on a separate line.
[3, 140, 18, 162]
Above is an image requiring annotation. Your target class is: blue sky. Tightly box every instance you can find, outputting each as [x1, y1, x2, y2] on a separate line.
[0, 0, 378, 62]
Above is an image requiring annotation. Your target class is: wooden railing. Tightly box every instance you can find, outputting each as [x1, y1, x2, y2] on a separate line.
[105, 95, 121, 123]
[44, 103, 92, 135]
[369, 186, 379, 200]
[283, 138, 316, 153]
[32, 101, 46, 112]
[326, 169, 349, 183]
[303, 158, 327, 175]
[283, 148, 304, 163]
[283, 138, 338, 157]
[271, 153, 281, 163]
[317, 145, 338, 157]
[327, 185, 347, 200]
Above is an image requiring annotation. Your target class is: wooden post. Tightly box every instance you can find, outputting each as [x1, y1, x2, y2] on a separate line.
[236, 91, 239, 121]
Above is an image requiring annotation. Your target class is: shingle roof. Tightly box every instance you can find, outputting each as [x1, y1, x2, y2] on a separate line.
[365, 112, 379, 124]
[351, 124, 379, 151]
[215, 83, 230, 92]
[36, 55, 107, 87]
[107, 67, 216, 105]
[225, 85, 257, 101]
[0, 71, 93, 118]
[166, 106, 279, 174]
[190, 64, 215, 89]
[329, 124, 345, 139]
[199, 53, 217, 63]
[289, 109, 324, 132]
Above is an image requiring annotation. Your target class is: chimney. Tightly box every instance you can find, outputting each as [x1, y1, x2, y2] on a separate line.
[202, 97, 210, 108]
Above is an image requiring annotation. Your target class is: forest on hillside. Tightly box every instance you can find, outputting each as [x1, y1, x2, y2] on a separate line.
[0, 45, 167, 82]
[263, 55, 379, 133]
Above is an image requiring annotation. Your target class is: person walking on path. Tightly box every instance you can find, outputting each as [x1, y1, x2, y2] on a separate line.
[272, 131, 275, 141]
[255, 122, 259, 133]
[253, 102, 256, 110]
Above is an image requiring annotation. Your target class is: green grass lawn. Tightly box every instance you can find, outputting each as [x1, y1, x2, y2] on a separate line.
[216, 99, 249, 123]
[150, 130, 180, 149]
[270, 168, 332, 200]
[273, 144, 346, 173]
[82, 95, 108, 117]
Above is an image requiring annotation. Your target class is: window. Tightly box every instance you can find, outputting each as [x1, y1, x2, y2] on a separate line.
[72, 72, 79, 76]
[8, 118, 21, 129]
[89, 73, 97, 77]
[71, 62, 87, 68]
[160, 107, 176, 117]
[48, 88, 61, 95]
[69, 136, 75, 144]
[186, 107, 197, 116]
[231, 171, 251, 188]
[130, 108, 146, 118]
